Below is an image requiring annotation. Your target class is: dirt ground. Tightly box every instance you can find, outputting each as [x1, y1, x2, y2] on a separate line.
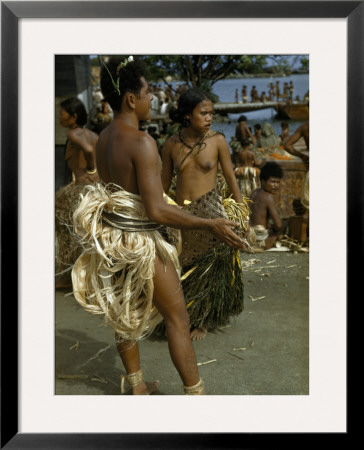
[55, 250, 309, 396]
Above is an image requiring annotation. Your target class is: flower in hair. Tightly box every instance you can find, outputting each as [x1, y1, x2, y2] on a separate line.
[116, 56, 134, 75]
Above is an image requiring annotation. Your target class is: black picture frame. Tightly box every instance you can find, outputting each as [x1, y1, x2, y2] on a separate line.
[1, 1, 358, 448]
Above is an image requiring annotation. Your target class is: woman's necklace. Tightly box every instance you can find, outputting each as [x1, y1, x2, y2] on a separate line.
[178, 128, 209, 157]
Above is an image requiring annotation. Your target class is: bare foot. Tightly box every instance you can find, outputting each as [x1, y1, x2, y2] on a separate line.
[190, 327, 207, 340]
[132, 380, 160, 395]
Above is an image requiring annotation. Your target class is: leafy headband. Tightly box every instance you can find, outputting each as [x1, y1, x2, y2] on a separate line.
[101, 55, 134, 96]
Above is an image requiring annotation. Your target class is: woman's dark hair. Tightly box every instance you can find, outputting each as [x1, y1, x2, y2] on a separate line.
[169, 88, 211, 127]
[60, 97, 88, 126]
[100, 56, 146, 111]
[260, 161, 283, 181]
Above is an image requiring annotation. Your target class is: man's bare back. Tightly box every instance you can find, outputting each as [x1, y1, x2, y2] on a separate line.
[284, 122, 309, 165]
[236, 121, 253, 146]
[96, 121, 147, 194]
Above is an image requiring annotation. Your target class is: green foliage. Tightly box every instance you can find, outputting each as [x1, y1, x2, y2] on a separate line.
[266, 55, 293, 75]
[138, 55, 270, 90]
[300, 57, 309, 71]
[93, 55, 307, 91]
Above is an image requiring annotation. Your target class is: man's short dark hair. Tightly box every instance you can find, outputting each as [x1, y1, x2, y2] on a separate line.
[260, 161, 283, 181]
[100, 56, 146, 112]
[238, 115, 247, 123]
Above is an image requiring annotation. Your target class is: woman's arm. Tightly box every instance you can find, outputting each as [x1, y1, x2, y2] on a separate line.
[68, 129, 98, 171]
[217, 136, 243, 203]
[161, 138, 174, 194]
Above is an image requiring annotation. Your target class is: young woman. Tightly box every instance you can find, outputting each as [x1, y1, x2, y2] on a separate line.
[59, 97, 99, 184]
[161, 88, 249, 340]
[55, 97, 99, 289]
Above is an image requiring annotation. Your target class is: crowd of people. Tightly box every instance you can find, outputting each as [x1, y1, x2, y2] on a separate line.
[231, 117, 309, 250]
[238, 80, 297, 103]
[55, 56, 309, 396]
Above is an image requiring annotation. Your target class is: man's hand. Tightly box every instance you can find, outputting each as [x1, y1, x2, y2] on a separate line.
[209, 218, 247, 249]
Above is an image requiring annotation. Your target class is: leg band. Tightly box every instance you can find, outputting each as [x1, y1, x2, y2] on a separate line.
[121, 369, 143, 394]
[183, 378, 205, 395]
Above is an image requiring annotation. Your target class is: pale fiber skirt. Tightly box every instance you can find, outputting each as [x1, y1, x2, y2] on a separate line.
[71, 183, 181, 341]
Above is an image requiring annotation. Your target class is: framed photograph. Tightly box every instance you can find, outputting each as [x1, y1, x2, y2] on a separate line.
[2, 1, 358, 448]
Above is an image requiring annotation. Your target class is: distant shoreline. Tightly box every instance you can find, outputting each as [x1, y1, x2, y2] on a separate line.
[229, 71, 309, 79]
[152, 72, 309, 83]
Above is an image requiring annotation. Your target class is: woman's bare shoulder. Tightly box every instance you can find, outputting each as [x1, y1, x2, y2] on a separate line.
[164, 133, 181, 152]
[166, 133, 181, 144]
[208, 130, 226, 141]
[67, 127, 97, 140]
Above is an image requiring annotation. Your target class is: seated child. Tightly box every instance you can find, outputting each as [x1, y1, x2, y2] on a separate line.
[250, 161, 287, 249]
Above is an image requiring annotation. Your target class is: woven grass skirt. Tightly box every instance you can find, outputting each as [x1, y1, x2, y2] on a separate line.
[55, 182, 91, 284]
[155, 187, 245, 334]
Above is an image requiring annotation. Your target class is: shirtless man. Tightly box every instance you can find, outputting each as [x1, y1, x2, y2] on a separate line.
[235, 115, 254, 147]
[279, 122, 290, 144]
[250, 161, 287, 250]
[284, 122, 309, 166]
[284, 122, 309, 210]
[250, 86, 259, 102]
[252, 123, 262, 147]
[74, 57, 245, 395]
[242, 85, 248, 103]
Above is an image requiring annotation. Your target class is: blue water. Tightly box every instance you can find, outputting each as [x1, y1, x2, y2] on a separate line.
[212, 74, 308, 103]
[161, 73, 309, 141]
[210, 74, 309, 141]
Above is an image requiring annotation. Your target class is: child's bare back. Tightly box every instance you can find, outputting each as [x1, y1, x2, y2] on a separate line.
[236, 148, 256, 168]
